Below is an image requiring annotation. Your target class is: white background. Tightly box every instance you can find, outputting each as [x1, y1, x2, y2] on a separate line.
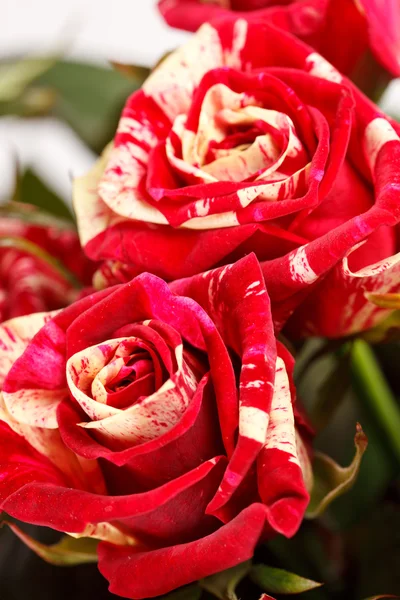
[0, 0, 399, 208]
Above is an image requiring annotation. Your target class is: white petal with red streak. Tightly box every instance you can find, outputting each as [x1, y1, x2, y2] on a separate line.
[0, 311, 57, 387]
[144, 23, 224, 122]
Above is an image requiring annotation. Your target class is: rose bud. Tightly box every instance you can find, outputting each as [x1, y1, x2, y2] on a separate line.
[0, 203, 96, 322]
[73, 18, 400, 338]
[0, 255, 311, 599]
[158, 0, 400, 78]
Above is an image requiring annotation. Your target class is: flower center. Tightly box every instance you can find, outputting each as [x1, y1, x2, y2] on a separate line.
[66, 321, 202, 448]
[166, 83, 309, 188]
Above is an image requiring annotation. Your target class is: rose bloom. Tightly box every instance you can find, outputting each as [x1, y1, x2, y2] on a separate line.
[0, 255, 311, 599]
[0, 204, 95, 322]
[74, 19, 400, 338]
[158, 0, 400, 77]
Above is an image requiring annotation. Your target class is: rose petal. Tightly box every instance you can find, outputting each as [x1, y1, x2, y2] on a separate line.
[172, 255, 277, 510]
[288, 245, 400, 337]
[2, 288, 115, 428]
[0, 311, 57, 387]
[98, 503, 269, 599]
[256, 356, 309, 537]
[2, 456, 226, 535]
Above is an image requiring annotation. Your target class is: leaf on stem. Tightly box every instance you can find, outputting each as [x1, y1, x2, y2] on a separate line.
[249, 564, 321, 595]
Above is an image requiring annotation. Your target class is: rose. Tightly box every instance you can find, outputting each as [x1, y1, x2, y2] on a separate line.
[73, 18, 400, 338]
[0, 254, 311, 599]
[0, 203, 95, 322]
[158, 0, 400, 78]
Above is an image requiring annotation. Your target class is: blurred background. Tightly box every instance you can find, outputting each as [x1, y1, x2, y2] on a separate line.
[0, 0, 189, 211]
[1, 2, 400, 599]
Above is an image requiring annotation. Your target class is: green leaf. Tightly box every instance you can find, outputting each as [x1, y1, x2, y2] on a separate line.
[38, 61, 140, 151]
[200, 561, 251, 600]
[156, 584, 202, 600]
[0, 56, 56, 103]
[250, 565, 321, 595]
[307, 423, 368, 519]
[18, 168, 74, 221]
[3, 521, 98, 566]
[0, 86, 57, 117]
[350, 340, 400, 465]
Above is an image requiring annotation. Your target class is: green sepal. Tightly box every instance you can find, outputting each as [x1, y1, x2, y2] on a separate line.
[307, 423, 368, 519]
[250, 564, 321, 595]
[3, 521, 98, 566]
[200, 561, 251, 600]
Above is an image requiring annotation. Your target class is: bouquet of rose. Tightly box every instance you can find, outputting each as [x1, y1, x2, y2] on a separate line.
[1, 3, 400, 599]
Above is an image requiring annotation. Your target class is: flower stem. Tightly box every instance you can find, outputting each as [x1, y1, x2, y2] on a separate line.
[350, 339, 400, 465]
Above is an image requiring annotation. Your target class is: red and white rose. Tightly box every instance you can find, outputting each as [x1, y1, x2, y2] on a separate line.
[0, 255, 311, 599]
[74, 18, 400, 338]
[158, 0, 400, 77]
[0, 204, 95, 322]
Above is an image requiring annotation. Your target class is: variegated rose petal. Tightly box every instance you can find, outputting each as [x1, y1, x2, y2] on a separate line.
[172, 255, 279, 512]
[288, 245, 400, 337]
[256, 357, 309, 537]
[0, 311, 57, 387]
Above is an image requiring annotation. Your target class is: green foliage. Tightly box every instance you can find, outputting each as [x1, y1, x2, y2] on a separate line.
[38, 61, 144, 151]
[0, 56, 56, 117]
[16, 168, 74, 220]
[249, 565, 321, 595]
